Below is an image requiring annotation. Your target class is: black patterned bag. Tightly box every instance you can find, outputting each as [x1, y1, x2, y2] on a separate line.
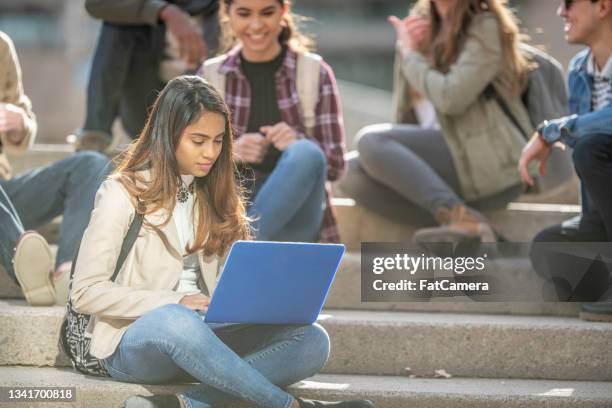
[59, 210, 143, 376]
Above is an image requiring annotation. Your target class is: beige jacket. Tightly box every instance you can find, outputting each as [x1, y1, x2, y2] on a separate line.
[71, 175, 225, 359]
[0, 31, 37, 180]
[394, 12, 532, 201]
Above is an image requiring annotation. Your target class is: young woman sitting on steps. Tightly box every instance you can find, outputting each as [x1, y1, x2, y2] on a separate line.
[71, 76, 373, 408]
[338, 0, 534, 244]
[199, 0, 346, 243]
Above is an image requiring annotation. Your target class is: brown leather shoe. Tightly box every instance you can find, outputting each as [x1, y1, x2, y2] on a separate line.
[68, 130, 112, 153]
[413, 204, 497, 244]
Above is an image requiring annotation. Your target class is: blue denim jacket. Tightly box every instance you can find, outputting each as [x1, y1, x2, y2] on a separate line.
[540, 49, 612, 146]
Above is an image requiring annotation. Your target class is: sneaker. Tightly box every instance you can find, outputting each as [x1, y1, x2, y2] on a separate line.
[13, 231, 55, 306]
[297, 397, 374, 407]
[580, 300, 612, 322]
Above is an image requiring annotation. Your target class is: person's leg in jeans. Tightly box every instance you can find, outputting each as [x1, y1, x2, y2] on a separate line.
[0, 185, 56, 306]
[248, 140, 327, 242]
[338, 153, 436, 227]
[338, 124, 522, 241]
[0, 152, 110, 272]
[530, 214, 610, 301]
[117, 25, 165, 139]
[573, 134, 612, 239]
[530, 134, 612, 316]
[0, 184, 25, 283]
[78, 24, 157, 150]
[103, 304, 329, 408]
[355, 124, 463, 214]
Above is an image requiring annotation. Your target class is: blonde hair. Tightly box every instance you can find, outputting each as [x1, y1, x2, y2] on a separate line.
[410, 0, 532, 94]
[219, 0, 314, 54]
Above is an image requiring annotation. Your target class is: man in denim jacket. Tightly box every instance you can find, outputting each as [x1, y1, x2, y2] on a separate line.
[519, 0, 612, 321]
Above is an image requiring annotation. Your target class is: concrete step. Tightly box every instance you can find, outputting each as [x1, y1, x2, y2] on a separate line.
[0, 251, 581, 317]
[1, 301, 610, 381]
[334, 199, 581, 250]
[0, 367, 610, 408]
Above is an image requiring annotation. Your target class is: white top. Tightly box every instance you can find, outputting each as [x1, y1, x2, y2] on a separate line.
[587, 54, 612, 111]
[413, 98, 440, 130]
[174, 174, 201, 294]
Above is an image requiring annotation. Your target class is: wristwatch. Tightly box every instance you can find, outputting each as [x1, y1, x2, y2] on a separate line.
[536, 121, 552, 146]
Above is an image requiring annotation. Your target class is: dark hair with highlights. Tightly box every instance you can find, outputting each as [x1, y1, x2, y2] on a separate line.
[114, 75, 250, 256]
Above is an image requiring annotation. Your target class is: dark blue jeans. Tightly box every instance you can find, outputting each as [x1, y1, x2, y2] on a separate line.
[83, 13, 219, 139]
[83, 23, 166, 138]
[530, 134, 612, 301]
[0, 152, 110, 282]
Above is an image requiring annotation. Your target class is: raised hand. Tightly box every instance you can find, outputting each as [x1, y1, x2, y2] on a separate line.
[388, 15, 430, 56]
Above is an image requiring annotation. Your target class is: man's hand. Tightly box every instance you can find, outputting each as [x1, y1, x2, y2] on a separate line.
[179, 293, 211, 311]
[388, 15, 429, 56]
[0, 103, 26, 144]
[518, 132, 564, 187]
[159, 4, 206, 69]
[235, 133, 269, 163]
[261, 122, 297, 151]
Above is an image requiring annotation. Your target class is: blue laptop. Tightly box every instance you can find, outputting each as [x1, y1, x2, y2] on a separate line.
[205, 241, 345, 325]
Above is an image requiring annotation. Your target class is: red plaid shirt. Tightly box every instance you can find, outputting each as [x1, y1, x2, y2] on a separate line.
[211, 46, 346, 242]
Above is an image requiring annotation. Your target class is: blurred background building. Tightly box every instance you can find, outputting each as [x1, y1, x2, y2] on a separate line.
[0, 0, 581, 146]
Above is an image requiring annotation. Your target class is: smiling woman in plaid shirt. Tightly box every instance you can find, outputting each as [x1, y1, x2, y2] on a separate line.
[200, 0, 346, 244]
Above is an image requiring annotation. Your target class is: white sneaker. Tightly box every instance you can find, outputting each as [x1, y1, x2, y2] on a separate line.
[13, 231, 55, 306]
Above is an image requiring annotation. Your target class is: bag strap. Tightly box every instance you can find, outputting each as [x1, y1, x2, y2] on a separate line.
[69, 201, 144, 283]
[202, 51, 321, 137]
[111, 204, 144, 281]
[296, 52, 322, 137]
[484, 83, 529, 141]
[202, 55, 227, 101]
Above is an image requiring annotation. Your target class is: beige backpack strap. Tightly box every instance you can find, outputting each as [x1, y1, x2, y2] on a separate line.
[202, 55, 227, 100]
[296, 52, 322, 137]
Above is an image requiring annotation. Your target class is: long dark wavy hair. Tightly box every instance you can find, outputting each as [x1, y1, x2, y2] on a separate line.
[114, 75, 250, 256]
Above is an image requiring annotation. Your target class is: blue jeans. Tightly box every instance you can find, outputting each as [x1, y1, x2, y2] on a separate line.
[83, 23, 166, 138]
[247, 139, 327, 242]
[102, 304, 330, 408]
[0, 152, 110, 282]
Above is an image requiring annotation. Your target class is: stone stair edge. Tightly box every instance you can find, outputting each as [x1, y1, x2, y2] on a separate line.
[0, 299, 598, 328]
[2, 300, 611, 381]
[1, 366, 611, 408]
